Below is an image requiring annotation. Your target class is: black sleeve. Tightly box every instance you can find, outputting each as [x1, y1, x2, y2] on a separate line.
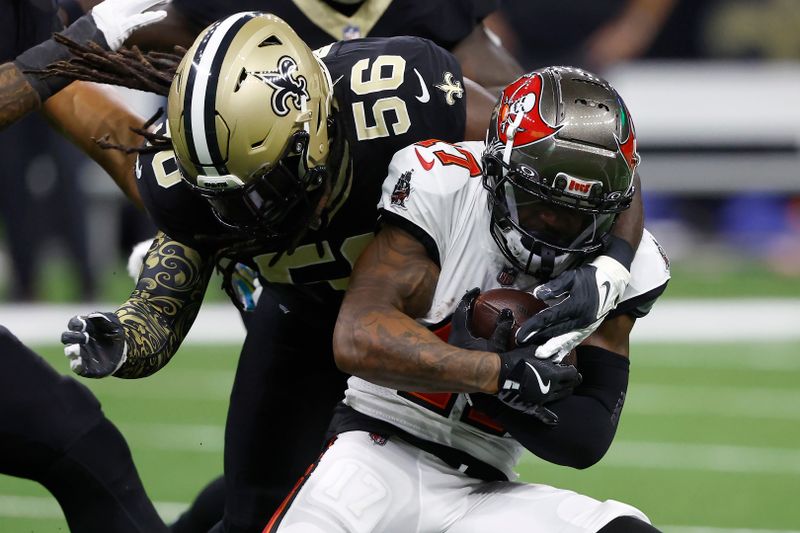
[470, 346, 630, 469]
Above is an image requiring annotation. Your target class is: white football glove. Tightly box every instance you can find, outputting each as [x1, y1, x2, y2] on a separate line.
[91, 0, 169, 50]
[515, 237, 634, 360]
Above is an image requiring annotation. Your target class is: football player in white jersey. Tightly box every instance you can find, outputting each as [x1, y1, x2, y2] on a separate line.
[266, 66, 670, 532]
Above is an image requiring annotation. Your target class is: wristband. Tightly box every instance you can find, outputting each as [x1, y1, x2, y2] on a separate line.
[603, 234, 635, 271]
[13, 15, 109, 101]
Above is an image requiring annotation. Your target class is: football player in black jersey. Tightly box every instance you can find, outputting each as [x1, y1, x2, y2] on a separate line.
[0, 1, 170, 531]
[55, 12, 644, 533]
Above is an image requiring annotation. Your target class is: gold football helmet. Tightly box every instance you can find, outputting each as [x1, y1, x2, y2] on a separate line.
[168, 12, 334, 238]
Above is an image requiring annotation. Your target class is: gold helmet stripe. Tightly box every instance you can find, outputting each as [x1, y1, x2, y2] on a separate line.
[183, 12, 258, 178]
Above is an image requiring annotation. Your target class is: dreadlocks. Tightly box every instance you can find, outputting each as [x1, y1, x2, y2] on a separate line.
[35, 33, 185, 96]
[93, 107, 173, 154]
[33, 35, 184, 154]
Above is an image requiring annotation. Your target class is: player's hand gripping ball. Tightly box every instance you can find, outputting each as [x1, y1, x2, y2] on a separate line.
[470, 288, 577, 365]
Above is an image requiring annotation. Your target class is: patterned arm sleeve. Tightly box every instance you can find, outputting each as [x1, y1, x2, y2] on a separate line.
[113, 232, 214, 378]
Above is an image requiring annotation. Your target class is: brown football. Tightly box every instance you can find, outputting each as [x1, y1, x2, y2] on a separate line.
[470, 288, 547, 344]
[470, 287, 577, 365]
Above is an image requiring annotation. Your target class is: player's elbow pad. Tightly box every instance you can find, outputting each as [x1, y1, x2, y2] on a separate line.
[490, 346, 630, 469]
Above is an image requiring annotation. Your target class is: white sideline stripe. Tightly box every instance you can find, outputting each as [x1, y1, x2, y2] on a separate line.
[656, 524, 800, 533]
[0, 496, 797, 533]
[521, 441, 800, 475]
[627, 384, 800, 420]
[1, 299, 799, 345]
[0, 494, 188, 522]
[629, 300, 800, 342]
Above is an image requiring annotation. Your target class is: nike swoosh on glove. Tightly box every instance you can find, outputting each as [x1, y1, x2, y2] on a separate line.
[496, 347, 581, 424]
[515, 236, 634, 360]
[61, 312, 128, 378]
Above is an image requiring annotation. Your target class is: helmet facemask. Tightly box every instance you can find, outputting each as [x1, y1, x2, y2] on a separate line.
[483, 151, 620, 279]
[184, 130, 329, 242]
[482, 66, 639, 280]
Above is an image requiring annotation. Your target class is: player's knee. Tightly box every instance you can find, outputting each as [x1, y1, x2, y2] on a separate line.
[598, 515, 662, 532]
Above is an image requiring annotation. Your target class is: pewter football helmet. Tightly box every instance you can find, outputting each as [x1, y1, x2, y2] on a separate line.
[482, 66, 639, 279]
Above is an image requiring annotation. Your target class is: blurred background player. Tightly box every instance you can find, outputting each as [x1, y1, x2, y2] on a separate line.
[268, 66, 669, 533]
[0, 0, 170, 531]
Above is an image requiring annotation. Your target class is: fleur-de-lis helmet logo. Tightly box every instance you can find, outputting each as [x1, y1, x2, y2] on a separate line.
[248, 55, 310, 116]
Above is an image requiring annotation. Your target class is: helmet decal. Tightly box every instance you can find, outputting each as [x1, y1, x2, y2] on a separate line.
[615, 104, 638, 170]
[496, 74, 559, 148]
[249, 55, 310, 117]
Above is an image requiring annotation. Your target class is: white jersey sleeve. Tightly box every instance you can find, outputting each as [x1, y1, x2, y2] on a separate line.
[377, 140, 487, 265]
[613, 229, 671, 318]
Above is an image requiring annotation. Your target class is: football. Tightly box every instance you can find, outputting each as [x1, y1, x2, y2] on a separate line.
[470, 288, 547, 344]
[470, 288, 577, 365]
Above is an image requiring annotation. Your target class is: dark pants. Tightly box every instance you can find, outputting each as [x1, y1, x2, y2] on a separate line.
[195, 284, 347, 533]
[0, 326, 169, 532]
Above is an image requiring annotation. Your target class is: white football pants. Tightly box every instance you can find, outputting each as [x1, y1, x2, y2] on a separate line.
[270, 431, 649, 533]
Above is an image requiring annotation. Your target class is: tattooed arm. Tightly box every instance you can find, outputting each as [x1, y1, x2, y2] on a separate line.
[332, 224, 501, 394]
[0, 62, 42, 130]
[113, 232, 214, 378]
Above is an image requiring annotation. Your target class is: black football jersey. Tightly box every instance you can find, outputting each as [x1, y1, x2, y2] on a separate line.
[172, 0, 497, 51]
[136, 36, 466, 291]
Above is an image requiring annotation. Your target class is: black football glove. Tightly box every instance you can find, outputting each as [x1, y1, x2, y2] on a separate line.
[495, 347, 582, 425]
[448, 287, 514, 353]
[515, 236, 634, 361]
[61, 312, 127, 378]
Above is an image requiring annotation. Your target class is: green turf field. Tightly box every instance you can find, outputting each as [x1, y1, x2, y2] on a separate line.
[1, 340, 798, 532]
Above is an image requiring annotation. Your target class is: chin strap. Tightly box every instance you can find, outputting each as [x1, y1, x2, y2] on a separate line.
[535, 244, 557, 280]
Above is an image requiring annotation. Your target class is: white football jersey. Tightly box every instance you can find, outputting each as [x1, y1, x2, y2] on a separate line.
[344, 140, 670, 480]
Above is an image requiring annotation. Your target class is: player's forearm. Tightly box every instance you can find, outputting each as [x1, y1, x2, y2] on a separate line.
[0, 63, 42, 130]
[610, 173, 643, 251]
[113, 233, 214, 378]
[42, 81, 145, 207]
[334, 303, 500, 393]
